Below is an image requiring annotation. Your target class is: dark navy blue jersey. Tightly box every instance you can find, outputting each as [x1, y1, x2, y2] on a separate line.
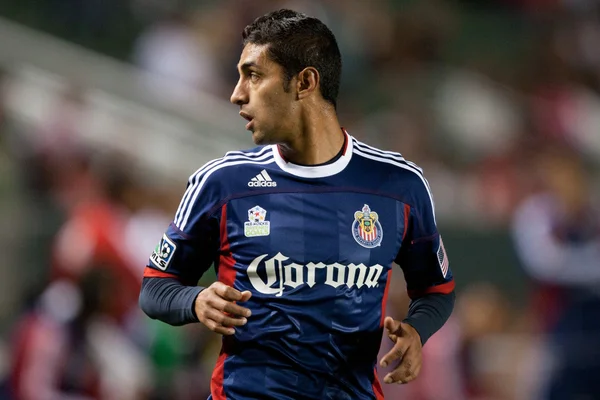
[144, 131, 454, 400]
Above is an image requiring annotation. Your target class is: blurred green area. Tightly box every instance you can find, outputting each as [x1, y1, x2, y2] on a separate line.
[0, 0, 143, 61]
[0, 1, 533, 67]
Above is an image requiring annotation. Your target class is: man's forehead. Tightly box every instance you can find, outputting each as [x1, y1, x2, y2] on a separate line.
[237, 44, 271, 69]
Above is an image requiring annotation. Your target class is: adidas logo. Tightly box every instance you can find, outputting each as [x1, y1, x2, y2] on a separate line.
[248, 169, 277, 187]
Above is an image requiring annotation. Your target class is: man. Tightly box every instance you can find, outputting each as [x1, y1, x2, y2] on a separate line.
[512, 148, 600, 399]
[139, 9, 455, 400]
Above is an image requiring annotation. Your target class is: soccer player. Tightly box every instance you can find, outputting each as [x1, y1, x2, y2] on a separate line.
[139, 9, 455, 400]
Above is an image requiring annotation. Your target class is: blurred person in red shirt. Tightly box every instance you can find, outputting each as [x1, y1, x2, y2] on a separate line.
[49, 153, 143, 324]
[8, 271, 108, 400]
[8, 267, 151, 400]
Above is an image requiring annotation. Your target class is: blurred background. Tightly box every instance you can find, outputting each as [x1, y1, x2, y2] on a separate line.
[0, 0, 599, 399]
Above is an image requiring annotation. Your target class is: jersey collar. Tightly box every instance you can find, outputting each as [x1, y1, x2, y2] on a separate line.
[271, 129, 353, 178]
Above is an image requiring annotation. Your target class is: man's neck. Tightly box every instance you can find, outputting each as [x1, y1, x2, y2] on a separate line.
[278, 108, 344, 165]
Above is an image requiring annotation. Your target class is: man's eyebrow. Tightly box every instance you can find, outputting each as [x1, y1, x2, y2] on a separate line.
[238, 61, 260, 71]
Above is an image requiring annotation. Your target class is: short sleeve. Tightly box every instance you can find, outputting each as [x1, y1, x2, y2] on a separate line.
[143, 168, 223, 285]
[395, 177, 455, 299]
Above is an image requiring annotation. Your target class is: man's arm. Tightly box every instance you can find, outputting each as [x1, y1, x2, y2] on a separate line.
[512, 196, 600, 285]
[397, 233, 456, 345]
[138, 165, 220, 326]
[138, 218, 215, 326]
[403, 291, 455, 345]
[139, 277, 202, 326]
[139, 277, 252, 333]
[380, 174, 455, 384]
[138, 168, 251, 333]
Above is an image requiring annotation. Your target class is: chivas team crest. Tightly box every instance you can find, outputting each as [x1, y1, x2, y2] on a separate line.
[352, 204, 383, 248]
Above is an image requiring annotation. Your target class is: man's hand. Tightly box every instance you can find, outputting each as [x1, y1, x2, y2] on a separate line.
[379, 316, 423, 384]
[194, 282, 252, 335]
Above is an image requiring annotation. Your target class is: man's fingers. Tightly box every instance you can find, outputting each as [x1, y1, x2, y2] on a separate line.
[214, 283, 244, 301]
[383, 347, 422, 384]
[204, 310, 246, 335]
[214, 326, 236, 335]
[379, 340, 408, 368]
[222, 315, 247, 327]
[384, 316, 401, 336]
[198, 284, 253, 335]
[239, 290, 252, 302]
[380, 318, 423, 384]
[209, 297, 252, 318]
[383, 362, 421, 385]
[223, 301, 252, 318]
[204, 319, 235, 336]
[206, 309, 247, 327]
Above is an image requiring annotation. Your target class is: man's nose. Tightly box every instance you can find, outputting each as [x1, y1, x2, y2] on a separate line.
[230, 81, 248, 105]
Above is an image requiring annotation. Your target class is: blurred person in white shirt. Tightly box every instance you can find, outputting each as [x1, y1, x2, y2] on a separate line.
[133, 9, 223, 102]
[511, 145, 600, 399]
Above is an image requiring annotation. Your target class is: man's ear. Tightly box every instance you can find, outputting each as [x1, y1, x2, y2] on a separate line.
[296, 67, 319, 100]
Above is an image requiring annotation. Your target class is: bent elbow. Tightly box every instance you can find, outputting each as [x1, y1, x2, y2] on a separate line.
[138, 284, 158, 320]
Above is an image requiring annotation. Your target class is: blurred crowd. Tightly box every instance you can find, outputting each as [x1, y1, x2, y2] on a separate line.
[0, 0, 599, 399]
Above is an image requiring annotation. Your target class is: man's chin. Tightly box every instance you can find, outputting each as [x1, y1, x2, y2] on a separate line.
[251, 131, 262, 145]
[251, 131, 271, 146]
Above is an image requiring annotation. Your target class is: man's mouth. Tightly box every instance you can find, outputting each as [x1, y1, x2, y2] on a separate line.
[239, 111, 254, 130]
[239, 111, 253, 122]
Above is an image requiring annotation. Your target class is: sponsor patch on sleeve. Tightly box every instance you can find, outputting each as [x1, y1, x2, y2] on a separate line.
[150, 234, 176, 271]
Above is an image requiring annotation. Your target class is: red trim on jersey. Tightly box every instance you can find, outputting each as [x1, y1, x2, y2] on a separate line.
[402, 204, 411, 241]
[218, 204, 237, 287]
[276, 144, 287, 162]
[143, 267, 179, 279]
[372, 368, 385, 400]
[210, 205, 237, 400]
[408, 279, 455, 299]
[340, 128, 349, 155]
[380, 269, 393, 327]
[211, 349, 228, 400]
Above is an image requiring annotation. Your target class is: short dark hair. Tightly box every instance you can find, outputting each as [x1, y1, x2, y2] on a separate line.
[242, 9, 342, 108]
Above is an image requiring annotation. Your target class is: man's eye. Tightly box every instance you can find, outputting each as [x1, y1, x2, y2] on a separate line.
[250, 73, 260, 82]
